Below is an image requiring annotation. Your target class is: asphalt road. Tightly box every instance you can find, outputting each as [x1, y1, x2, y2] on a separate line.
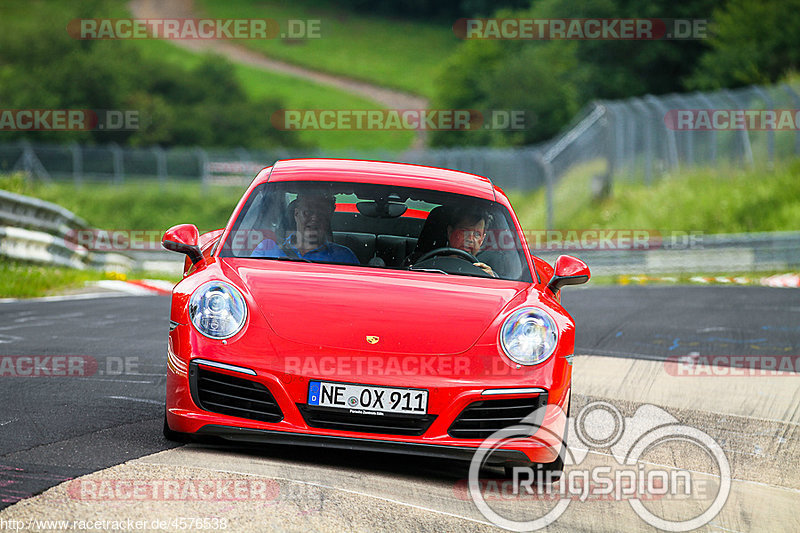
[0, 295, 175, 509]
[565, 285, 800, 362]
[1, 286, 798, 512]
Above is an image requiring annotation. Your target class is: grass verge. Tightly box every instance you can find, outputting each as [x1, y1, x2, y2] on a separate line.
[0, 261, 180, 299]
[507, 158, 800, 234]
[585, 270, 797, 287]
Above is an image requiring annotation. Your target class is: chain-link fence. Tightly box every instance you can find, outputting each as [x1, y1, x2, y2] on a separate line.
[0, 141, 548, 192]
[2, 82, 799, 230]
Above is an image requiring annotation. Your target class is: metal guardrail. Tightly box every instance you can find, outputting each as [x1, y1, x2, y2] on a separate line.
[0, 189, 134, 271]
[534, 231, 800, 277]
[1, 190, 797, 276]
[0, 188, 89, 235]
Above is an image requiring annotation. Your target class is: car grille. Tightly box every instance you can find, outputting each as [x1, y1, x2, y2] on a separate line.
[190, 364, 283, 423]
[448, 394, 549, 439]
[298, 404, 435, 436]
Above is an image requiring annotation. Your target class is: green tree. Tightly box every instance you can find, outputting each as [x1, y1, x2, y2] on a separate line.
[689, 0, 800, 89]
[431, 0, 724, 147]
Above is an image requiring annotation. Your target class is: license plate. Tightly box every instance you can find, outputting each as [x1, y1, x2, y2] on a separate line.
[307, 381, 428, 416]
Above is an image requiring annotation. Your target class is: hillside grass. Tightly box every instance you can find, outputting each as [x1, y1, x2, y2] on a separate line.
[0, 0, 414, 151]
[195, 0, 458, 99]
[123, 0, 414, 151]
[133, 39, 415, 151]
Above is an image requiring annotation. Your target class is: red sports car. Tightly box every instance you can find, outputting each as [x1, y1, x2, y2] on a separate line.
[162, 159, 589, 474]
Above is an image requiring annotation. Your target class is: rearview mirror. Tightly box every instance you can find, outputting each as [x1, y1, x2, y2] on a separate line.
[547, 255, 590, 293]
[356, 200, 407, 218]
[162, 224, 203, 264]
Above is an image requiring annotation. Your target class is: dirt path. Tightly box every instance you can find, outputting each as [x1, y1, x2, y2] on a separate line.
[128, 0, 429, 114]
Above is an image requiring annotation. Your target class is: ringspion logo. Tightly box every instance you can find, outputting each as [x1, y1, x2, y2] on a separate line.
[467, 402, 730, 531]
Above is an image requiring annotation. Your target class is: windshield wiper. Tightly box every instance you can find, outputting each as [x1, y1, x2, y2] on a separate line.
[408, 267, 448, 275]
[263, 255, 310, 262]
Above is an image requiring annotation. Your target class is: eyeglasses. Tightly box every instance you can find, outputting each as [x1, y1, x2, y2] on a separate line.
[297, 205, 332, 218]
[454, 227, 485, 240]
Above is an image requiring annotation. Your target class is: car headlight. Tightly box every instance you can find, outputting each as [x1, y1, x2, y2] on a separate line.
[189, 281, 247, 339]
[500, 308, 558, 365]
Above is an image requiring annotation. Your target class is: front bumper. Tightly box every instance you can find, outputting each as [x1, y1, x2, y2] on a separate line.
[194, 424, 531, 465]
[167, 353, 571, 465]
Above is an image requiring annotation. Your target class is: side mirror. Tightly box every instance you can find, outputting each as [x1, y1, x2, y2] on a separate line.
[547, 255, 590, 293]
[162, 224, 203, 264]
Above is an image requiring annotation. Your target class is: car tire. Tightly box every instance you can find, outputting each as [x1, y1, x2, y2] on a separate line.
[163, 409, 191, 443]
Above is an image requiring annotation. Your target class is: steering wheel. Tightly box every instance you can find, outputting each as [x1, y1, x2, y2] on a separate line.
[414, 247, 479, 265]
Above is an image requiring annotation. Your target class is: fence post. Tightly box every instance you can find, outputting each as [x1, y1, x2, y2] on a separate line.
[152, 145, 167, 187]
[109, 142, 124, 184]
[722, 89, 753, 166]
[70, 142, 83, 186]
[196, 147, 210, 190]
[752, 85, 775, 166]
[534, 151, 555, 231]
[695, 92, 718, 164]
[676, 95, 695, 167]
[631, 98, 653, 184]
[644, 95, 679, 174]
[782, 84, 800, 155]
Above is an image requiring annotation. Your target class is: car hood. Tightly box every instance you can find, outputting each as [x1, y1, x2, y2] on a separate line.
[226, 259, 527, 355]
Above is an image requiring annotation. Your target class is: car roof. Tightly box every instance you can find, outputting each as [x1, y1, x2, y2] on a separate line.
[259, 158, 497, 200]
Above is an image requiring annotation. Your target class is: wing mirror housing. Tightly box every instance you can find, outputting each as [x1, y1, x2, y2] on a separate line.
[162, 224, 203, 264]
[547, 255, 590, 293]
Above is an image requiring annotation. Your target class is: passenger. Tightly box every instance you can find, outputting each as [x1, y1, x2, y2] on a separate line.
[251, 192, 358, 264]
[446, 209, 497, 277]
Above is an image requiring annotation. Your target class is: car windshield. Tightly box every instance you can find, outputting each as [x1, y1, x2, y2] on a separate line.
[219, 181, 532, 282]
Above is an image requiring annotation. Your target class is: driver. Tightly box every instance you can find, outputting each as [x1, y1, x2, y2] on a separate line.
[251, 192, 358, 264]
[446, 210, 497, 277]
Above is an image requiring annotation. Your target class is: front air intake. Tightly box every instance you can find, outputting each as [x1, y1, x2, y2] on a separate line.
[189, 362, 283, 423]
[448, 394, 548, 439]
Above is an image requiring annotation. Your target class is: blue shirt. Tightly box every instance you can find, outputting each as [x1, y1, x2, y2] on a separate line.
[251, 236, 359, 264]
